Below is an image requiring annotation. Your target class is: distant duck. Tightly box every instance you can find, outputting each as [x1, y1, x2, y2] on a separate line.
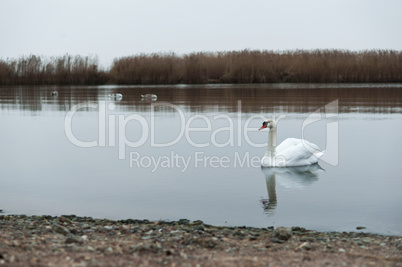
[51, 91, 58, 97]
[109, 93, 123, 100]
[141, 94, 157, 100]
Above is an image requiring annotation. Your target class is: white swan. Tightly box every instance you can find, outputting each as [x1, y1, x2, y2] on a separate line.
[259, 119, 324, 167]
[141, 94, 157, 100]
[109, 93, 123, 100]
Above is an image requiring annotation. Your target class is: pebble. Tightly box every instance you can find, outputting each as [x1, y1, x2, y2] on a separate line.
[104, 226, 114, 231]
[292, 226, 306, 232]
[193, 226, 205, 231]
[65, 236, 83, 244]
[105, 247, 113, 255]
[53, 224, 71, 236]
[249, 235, 258, 241]
[0, 215, 399, 266]
[295, 242, 311, 251]
[272, 238, 285, 244]
[59, 216, 73, 224]
[272, 227, 292, 241]
[178, 219, 190, 225]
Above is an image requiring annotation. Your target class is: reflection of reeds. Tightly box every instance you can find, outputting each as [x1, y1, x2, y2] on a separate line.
[2, 85, 401, 115]
[1, 50, 401, 85]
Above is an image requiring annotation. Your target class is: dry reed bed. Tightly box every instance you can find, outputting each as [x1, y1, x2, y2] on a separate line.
[0, 55, 108, 85]
[1, 50, 401, 85]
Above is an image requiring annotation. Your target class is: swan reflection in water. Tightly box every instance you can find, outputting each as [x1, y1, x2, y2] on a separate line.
[260, 164, 324, 213]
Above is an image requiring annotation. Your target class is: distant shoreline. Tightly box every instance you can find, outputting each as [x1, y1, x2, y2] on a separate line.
[1, 49, 402, 86]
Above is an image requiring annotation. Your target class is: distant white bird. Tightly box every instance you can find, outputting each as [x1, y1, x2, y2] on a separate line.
[259, 119, 324, 167]
[141, 94, 157, 100]
[109, 93, 123, 100]
[51, 91, 58, 97]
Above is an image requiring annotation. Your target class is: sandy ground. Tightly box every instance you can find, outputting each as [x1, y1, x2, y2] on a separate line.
[0, 215, 401, 266]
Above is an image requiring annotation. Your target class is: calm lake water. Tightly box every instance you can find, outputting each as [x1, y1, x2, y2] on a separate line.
[1, 84, 401, 235]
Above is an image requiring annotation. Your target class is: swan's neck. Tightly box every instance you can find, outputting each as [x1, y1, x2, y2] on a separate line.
[266, 126, 277, 158]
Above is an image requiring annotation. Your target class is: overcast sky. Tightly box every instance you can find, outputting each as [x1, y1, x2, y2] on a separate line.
[1, 0, 401, 68]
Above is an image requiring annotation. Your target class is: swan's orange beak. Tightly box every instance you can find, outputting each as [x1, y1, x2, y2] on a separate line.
[259, 124, 267, 131]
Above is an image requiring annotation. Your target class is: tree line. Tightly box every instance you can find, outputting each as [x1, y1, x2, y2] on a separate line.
[1, 49, 401, 85]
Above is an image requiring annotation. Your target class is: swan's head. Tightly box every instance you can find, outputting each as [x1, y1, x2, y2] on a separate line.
[259, 119, 276, 130]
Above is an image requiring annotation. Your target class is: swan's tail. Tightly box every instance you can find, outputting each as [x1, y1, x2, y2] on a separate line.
[314, 150, 325, 159]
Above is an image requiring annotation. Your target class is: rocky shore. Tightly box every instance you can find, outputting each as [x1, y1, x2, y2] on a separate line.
[0, 215, 401, 266]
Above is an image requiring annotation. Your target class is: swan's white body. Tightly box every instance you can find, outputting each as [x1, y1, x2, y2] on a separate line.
[109, 93, 123, 100]
[141, 94, 157, 100]
[260, 119, 324, 167]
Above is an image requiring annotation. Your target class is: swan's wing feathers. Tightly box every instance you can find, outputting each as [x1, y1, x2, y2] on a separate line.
[301, 139, 321, 152]
[313, 150, 325, 159]
[276, 138, 299, 151]
[276, 138, 322, 166]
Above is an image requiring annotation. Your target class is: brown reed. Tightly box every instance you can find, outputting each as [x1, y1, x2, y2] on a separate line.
[0, 50, 401, 85]
[0, 54, 108, 85]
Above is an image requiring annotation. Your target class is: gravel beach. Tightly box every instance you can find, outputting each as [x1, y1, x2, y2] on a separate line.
[0, 215, 401, 266]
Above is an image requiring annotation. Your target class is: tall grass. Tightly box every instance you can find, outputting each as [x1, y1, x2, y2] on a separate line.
[0, 54, 108, 85]
[1, 50, 401, 85]
[111, 50, 402, 84]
